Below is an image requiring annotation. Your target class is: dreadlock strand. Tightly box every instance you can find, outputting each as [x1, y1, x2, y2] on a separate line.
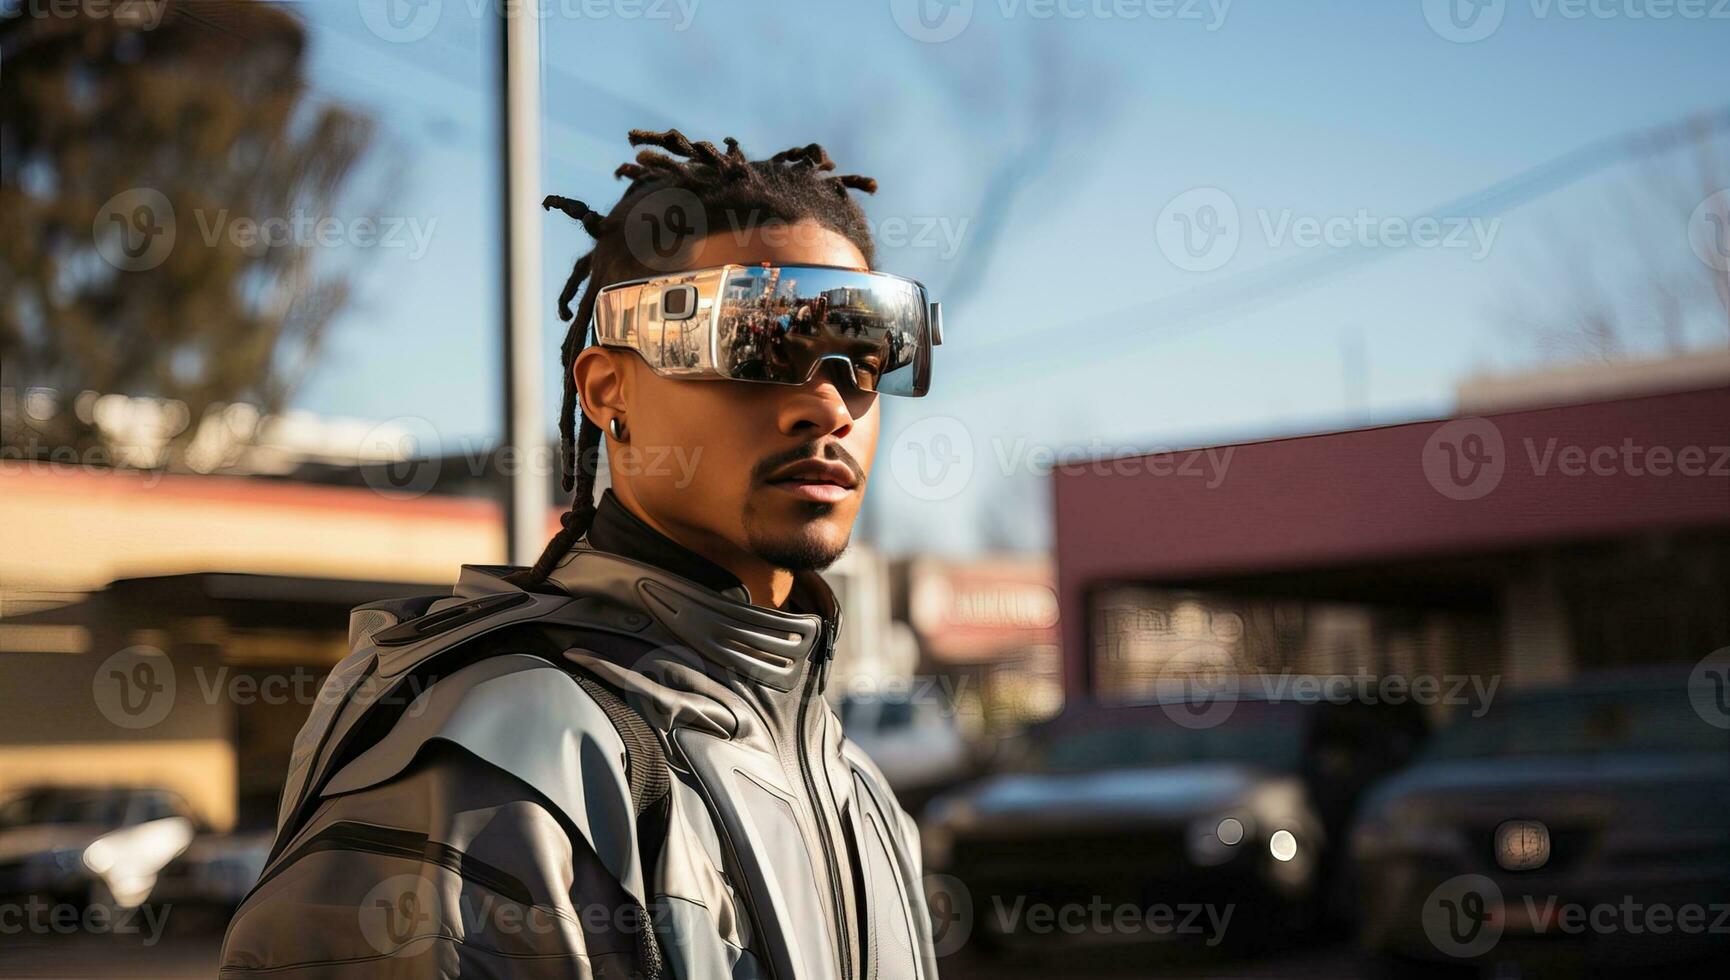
[554, 252, 592, 322]
[688, 139, 730, 173]
[835, 174, 878, 194]
[633, 149, 696, 181]
[556, 281, 604, 491]
[628, 128, 702, 162]
[519, 415, 601, 584]
[803, 143, 837, 171]
[543, 195, 605, 236]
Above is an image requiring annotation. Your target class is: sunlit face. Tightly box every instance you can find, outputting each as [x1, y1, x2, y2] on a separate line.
[573, 219, 878, 575]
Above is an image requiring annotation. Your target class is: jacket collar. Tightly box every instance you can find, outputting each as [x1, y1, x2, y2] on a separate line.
[534, 543, 841, 696]
[584, 489, 751, 601]
[577, 488, 840, 626]
[462, 493, 844, 695]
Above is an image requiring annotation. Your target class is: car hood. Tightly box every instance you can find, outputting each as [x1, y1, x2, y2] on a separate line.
[940, 763, 1275, 830]
[1365, 752, 1730, 826]
[0, 824, 108, 862]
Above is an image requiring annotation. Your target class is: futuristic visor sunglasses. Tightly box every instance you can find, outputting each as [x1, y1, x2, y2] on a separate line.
[592, 264, 942, 396]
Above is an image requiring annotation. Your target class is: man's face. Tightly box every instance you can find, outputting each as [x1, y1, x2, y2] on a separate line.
[577, 219, 878, 573]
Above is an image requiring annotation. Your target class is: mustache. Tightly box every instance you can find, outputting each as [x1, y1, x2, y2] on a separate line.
[751, 440, 865, 486]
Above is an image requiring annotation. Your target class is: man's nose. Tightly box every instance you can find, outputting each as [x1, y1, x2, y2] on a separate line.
[778, 361, 859, 438]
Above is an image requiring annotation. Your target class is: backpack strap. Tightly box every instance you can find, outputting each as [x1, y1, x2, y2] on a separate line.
[564, 665, 671, 818]
[561, 661, 671, 980]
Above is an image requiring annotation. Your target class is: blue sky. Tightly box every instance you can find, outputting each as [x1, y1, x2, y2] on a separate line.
[285, 0, 1730, 554]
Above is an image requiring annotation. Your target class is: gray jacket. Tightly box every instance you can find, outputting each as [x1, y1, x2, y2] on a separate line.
[219, 542, 938, 979]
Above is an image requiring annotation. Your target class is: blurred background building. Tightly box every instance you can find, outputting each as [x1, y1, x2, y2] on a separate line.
[1056, 356, 1730, 708]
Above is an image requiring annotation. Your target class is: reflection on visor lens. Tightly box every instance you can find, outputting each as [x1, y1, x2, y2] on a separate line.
[714, 268, 926, 395]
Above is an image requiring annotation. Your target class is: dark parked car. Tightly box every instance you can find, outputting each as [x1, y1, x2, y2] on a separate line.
[1352, 669, 1730, 973]
[838, 687, 974, 816]
[146, 824, 272, 916]
[0, 785, 197, 909]
[922, 693, 1427, 951]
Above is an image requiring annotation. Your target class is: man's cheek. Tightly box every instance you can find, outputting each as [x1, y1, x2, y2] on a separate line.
[851, 438, 878, 485]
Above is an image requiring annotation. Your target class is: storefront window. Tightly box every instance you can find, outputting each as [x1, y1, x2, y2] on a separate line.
[1090, 584, 1499, 721]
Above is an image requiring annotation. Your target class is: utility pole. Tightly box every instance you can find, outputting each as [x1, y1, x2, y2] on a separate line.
[500, 0, 548, 565]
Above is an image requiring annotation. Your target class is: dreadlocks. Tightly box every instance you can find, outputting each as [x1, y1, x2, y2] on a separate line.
[508, 128, 879, 588]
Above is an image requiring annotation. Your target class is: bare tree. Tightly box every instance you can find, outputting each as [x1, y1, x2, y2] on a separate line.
[1498, 121, 1730, 362]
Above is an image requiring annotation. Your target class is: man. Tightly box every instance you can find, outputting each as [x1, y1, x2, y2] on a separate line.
[219, 129, 943, 979]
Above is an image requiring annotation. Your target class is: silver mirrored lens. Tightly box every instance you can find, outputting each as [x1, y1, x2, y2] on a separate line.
[714, 266, 928, 396]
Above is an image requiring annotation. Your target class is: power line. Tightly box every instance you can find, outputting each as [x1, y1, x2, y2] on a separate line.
[946, 105, 1730, 390]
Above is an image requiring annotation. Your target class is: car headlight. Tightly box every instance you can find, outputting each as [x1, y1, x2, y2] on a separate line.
[1268, 828, 1299, 862]
[82, 817, 194, 908]
[1187, 812, 1254, 866]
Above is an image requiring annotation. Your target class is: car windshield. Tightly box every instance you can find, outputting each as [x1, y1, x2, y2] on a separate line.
[1018, 711, 1304, 774]
[838, 697, 932, 733]
[1422, 687, 1725, 761]
[0, 789, 129, 828]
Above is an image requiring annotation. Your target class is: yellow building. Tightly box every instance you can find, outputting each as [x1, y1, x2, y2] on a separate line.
[0, 461, 525, 831]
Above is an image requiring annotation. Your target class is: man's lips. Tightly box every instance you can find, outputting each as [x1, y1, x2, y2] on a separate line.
[764, 459, 858, 503]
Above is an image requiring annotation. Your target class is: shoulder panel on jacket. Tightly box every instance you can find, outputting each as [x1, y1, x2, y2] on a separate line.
[320, 652, 648, 904]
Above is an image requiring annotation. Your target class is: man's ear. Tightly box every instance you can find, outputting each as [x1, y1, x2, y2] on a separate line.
[573, 346, 629, 423]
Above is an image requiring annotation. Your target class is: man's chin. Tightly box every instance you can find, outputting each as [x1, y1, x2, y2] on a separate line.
[744, 515, 852, 572]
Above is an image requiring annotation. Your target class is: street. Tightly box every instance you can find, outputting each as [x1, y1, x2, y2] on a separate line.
[2, 917, 1723, 979]
[0, 930, 1396, 980]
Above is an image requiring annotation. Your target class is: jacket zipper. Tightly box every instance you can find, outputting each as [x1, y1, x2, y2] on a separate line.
[796, 621, 852, 980]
